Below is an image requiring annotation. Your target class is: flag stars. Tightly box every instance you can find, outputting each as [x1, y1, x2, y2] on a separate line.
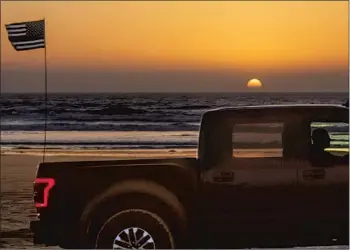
[27, 22, 44, 37]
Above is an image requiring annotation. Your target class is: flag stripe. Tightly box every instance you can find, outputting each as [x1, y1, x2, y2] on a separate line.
[16, 43, 45, 50]
[16, 46, 45, 51]
[12, 39, 45, 45]
[7, 28, 26, 33]
[8, 33, 27, 37]
[6, 24, 26, 29]
[8, 35, 43, 43]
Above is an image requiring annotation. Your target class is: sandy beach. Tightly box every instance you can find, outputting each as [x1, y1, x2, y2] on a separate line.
[0, 149, 196, 248]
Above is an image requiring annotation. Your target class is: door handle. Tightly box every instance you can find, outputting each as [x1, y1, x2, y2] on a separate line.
[302, 169, 326, 180]
[213, 171, 234, 183]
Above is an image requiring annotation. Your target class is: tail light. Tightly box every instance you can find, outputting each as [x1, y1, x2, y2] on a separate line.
[33, 178, 55, 208]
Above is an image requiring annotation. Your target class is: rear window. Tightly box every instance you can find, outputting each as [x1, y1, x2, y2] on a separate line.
[232, 123, 284, 158]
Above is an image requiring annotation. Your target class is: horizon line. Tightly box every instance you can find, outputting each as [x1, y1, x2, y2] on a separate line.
[1, 91, 348, 94]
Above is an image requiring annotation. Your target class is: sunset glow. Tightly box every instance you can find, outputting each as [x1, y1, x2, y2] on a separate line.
[0, 1, 348, 93]
[1, 1, 348, 71]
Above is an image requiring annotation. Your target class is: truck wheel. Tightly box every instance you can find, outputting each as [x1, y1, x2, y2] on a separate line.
[95, 209, 175, 249]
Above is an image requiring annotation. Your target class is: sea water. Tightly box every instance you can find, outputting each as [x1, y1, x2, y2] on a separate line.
[1, 92, 348, 150]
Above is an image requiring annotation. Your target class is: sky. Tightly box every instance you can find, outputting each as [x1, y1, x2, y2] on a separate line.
[1, 1, 348, 93]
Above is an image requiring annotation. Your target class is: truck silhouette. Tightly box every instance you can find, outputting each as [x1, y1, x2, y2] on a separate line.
[30, 104, 349, 249]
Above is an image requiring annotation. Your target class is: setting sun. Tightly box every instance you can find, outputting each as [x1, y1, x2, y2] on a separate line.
[247, 79, 262, 88]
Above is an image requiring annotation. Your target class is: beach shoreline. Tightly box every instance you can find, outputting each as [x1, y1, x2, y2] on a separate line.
[1, 148, 198, 158]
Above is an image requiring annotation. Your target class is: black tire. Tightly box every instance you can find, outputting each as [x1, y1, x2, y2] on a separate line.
[95, 209, 175, 249]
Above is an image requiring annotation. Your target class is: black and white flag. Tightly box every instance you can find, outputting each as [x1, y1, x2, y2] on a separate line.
[5, 19, 45, 51]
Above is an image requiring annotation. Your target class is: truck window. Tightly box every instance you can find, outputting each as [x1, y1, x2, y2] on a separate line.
[310, 122, 349, 158]
[232, 123, 284, 158]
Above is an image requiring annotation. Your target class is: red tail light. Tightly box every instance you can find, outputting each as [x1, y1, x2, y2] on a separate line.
[33, 178, 55, 208]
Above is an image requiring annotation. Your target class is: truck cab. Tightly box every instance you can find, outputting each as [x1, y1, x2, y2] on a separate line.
[195, 104, 349, 247]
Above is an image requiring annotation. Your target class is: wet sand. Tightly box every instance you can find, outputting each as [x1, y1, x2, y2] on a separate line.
[1, 153, 44, 248]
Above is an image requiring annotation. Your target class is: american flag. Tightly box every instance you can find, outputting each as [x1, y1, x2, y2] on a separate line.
[5, 19, 45, 51]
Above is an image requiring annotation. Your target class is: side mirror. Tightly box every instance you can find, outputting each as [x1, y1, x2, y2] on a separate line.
[343, 100, 348, 107]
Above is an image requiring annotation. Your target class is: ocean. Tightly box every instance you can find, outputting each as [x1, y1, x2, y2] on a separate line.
[1, 92, 348, 150]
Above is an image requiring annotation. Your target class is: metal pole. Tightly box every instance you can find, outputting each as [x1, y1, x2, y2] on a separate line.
[43, 18, 47, 162]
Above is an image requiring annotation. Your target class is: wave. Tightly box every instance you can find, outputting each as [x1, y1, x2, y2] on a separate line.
[88, 104, 148, 115]
[0, 122, 200, 131]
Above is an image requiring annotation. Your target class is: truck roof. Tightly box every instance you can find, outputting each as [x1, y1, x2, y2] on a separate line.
[210, 103, 348, 112]
[203, 103, 348, 120]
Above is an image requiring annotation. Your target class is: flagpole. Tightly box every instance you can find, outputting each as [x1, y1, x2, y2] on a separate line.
[5, 19, 48, 161]
[43, 18, 48, 162]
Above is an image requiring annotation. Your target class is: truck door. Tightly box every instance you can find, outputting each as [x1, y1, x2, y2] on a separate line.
[296, 121, 349, 245]
[196, 121, 299, 248]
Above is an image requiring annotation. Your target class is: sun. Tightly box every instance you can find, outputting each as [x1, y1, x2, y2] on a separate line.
[247, 78, 262, 88]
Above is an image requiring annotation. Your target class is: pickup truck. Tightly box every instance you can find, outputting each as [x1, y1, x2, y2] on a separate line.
[30, 104, 349, 249]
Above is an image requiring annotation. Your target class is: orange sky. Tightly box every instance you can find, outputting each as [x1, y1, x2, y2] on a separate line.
[0, 1, 348, 92]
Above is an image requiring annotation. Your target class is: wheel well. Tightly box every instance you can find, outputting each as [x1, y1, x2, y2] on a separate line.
[81, 180, 186, 225]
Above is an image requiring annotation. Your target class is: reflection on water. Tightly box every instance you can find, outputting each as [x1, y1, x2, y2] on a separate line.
[232, 148, 348, 158]
[233, 149, 282, 158]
